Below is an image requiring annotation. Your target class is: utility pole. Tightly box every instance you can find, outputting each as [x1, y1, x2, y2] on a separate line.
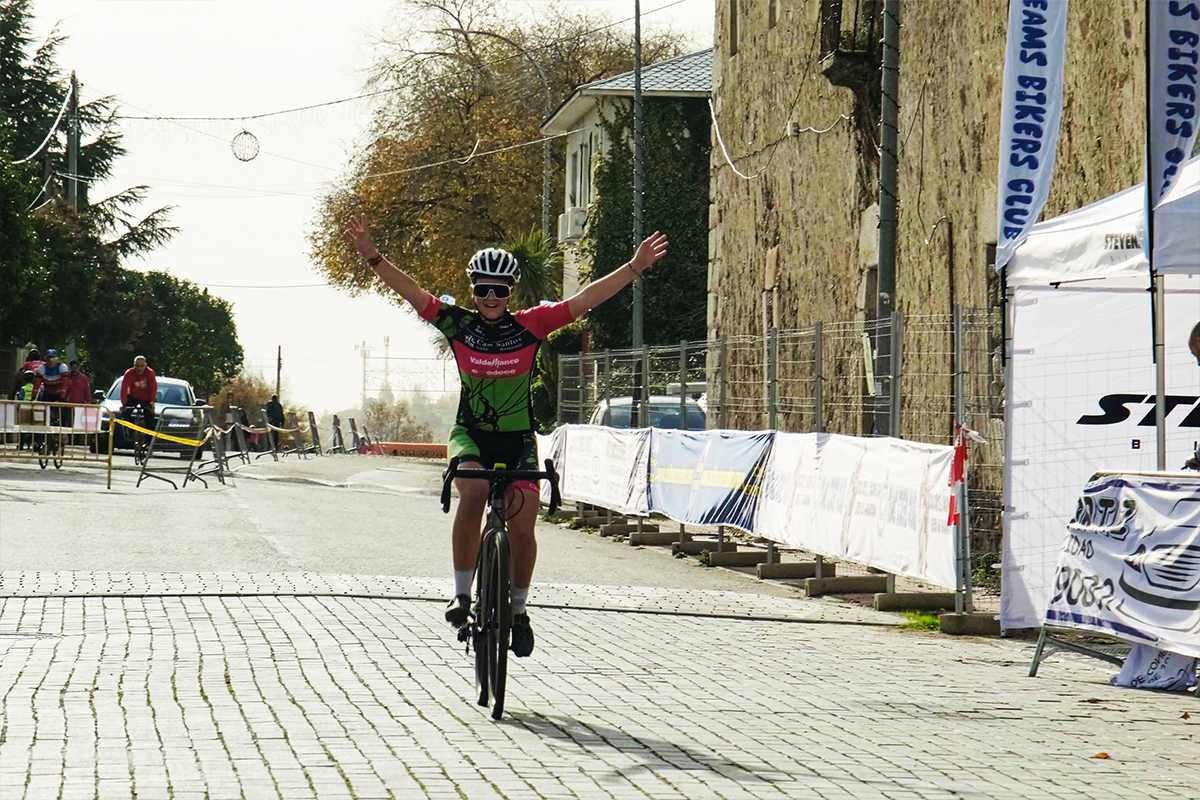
[630, 0, 646, 427]
[876, 0, 900, 436]
[631, 0, 645, 348]
[354, 341, 370, 413]
[67, 71, 79, 212]
[275, 346, 282, 397]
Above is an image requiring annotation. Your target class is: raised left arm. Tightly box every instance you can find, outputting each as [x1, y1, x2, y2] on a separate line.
[567, 231, 668, 319]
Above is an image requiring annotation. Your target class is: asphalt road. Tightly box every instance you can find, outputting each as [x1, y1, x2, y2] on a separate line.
[0, 455, 800, 597]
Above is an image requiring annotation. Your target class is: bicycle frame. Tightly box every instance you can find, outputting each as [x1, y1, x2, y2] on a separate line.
[442, 459, 561, 719]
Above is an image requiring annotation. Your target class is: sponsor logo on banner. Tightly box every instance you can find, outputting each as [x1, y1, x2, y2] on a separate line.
[1147, 0, 1200, 211]
[994, 0, 1070, 270]
[648, 430, 772, 531]
[1077, 393, 1200, 427]
[1045, 474, 1200, 658]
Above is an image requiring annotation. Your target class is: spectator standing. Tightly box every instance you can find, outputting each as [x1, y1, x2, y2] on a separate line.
[265, 394, 285, 450]
[63, 361, 93, 432]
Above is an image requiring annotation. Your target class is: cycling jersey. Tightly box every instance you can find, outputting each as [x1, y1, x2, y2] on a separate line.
[419, 296, 574, 434]
[35, 362, 69, 399]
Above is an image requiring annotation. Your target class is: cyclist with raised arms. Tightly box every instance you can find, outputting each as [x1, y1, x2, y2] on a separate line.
[345, 218, 668, 656]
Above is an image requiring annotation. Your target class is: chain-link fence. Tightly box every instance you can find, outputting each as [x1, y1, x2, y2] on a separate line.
[557, 307, 1004, 608]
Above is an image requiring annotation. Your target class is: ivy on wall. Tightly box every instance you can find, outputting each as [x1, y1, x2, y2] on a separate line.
[580, 98, 711, 350]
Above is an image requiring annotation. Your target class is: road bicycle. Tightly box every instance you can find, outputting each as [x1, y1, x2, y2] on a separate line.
[441, 458, 561, 720]
[36, 402, 65, 471]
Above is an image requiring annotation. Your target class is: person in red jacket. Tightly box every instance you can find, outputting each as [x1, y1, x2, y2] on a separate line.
[63, 361, 93, 432]
[120, 355, 158, 433]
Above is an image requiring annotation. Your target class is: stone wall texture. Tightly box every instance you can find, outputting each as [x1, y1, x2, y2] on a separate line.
[708, 0, 1145, 440]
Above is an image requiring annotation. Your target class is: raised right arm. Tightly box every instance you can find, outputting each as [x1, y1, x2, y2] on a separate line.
[343, 217, 434, 313]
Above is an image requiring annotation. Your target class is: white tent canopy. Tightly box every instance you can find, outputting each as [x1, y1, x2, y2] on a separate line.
[1006, 155, 1200, 288]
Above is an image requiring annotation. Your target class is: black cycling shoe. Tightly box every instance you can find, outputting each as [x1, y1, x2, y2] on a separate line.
[510, 613, 534, 657]
[444, 594, 470, 629]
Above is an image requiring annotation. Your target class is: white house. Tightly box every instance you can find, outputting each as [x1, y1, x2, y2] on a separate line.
[541, 49, 713, 297]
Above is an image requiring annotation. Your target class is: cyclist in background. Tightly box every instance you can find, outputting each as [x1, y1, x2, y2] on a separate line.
[120, 355, 158, 434]
[344, 217, 668, 657]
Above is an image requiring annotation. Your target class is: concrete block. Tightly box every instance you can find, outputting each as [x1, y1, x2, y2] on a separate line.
[671, 540, 738, 555]
[628, 531, 684, 546]
[873, 592, 958, 612]
[755, 561, 836, 580]
[939, 612, 1002, 636]
[599, 522, 659, 536]
[706, 550, 770, 568]
[575, 516, 609, 527]
[803, 575, 889, 596]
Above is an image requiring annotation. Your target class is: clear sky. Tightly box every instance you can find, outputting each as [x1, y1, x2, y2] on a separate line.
[30, 0, 714, 413]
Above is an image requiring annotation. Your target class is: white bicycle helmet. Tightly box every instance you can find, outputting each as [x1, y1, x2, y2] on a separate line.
[467, 248, 520, 283]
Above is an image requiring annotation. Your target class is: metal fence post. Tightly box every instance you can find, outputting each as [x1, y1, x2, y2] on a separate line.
[679, 340, 688, 429]
[556, 353, 565, 426]
[890, 310, 904, 437]
[641, 346, 650, 424]
[580, 353, 590, 425]
[717, 337, 727, 429]
[604, 350, 613, 408]
[813, 322, 824, 433]
[952, 304, 974, 613]
[767, 328, 779, 431]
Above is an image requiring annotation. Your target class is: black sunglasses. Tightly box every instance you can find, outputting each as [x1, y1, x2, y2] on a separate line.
[472, 283, 512, 299]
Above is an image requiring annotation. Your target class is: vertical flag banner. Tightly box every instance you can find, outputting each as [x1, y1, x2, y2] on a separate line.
[994, 0, 1070, 271]
[1148, 0, 1200, 264]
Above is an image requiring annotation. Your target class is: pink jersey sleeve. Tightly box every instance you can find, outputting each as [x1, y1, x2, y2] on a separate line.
[418, 294, 441, 322]
[514, 301, 576, 340]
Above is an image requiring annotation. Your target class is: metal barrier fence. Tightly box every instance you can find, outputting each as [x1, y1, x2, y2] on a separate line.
[557, 308, 1004, 606]
[0, 399, 108, 468]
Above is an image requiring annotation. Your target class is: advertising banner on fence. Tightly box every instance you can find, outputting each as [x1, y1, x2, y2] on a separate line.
[648, 430, 772, 531]
[994, 0, 1069, 270]
[556, 425, 649, 515]
[755, 432, 956, 588]
[1044, 473, 1200, 659]
[1147, 0, 1200, 251]
[1002, 285, 1200, 629]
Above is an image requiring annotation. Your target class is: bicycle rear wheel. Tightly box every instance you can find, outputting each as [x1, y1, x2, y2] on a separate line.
[37, 435, 48, 469]
[52, 433, 64, 469]
[487, 530, 511, 720]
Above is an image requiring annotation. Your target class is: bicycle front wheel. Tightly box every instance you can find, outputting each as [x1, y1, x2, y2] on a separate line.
[487, 530, 511, 720]
[37, 436, 48, 470]
[474, 541, 492, 709]
[52, 434, 64, 469]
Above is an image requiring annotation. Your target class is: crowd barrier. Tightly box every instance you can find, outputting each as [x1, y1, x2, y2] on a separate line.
[537, 424, 963, 592]
[0, 399, 107, 468]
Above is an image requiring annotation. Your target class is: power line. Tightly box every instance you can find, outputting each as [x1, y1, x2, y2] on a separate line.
[114, 88, 401, 122]
[198, 282, 330, 289]
[98, 0, 690, 125]
[9, 82, 73, 164]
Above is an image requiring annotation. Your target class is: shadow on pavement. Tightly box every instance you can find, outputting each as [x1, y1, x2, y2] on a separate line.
[506, 710, 798, 784]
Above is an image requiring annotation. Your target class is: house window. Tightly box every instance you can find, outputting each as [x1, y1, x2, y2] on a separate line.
[769, 0, 778, 28]
[569, 151, 578, 207]
[730, 0, 739, 56]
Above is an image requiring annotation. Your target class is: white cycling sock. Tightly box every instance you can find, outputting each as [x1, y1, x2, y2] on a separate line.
[453, 569, 474, 598]
[511, 585, 529, 616]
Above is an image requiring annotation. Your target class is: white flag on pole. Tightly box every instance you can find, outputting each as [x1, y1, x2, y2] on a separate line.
[994, 0, 1070, 271]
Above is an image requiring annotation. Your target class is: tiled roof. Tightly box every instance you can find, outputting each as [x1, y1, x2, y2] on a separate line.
[581, 49, 712, 96]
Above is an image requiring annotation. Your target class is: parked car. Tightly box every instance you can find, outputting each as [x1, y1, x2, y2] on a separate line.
[96, 375, 207, 455]
[587, 395, 706, 430]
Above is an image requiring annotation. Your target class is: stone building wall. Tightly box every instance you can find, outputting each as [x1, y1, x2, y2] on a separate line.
[708, 0, 1145, 439]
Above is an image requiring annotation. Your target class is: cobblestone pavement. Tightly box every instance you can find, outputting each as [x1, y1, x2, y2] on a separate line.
[1, 573, 1197, 800]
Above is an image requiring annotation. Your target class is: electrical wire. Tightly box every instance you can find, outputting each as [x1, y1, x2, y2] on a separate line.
[24, 171, 57, 211]
[104, 0, 691, 124]
[10, 82, 73, 164]
[114, 87, 402, 122]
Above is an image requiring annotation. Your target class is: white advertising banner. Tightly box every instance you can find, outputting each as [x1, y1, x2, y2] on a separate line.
[755, 432, 956, 588]
[995, 0, 1070, 270]
[1147, 0, 1200, 228]
[1002, 285, 1200, 629]
[555, 425, 649, 515]
[1045, 472, 1200, 660]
